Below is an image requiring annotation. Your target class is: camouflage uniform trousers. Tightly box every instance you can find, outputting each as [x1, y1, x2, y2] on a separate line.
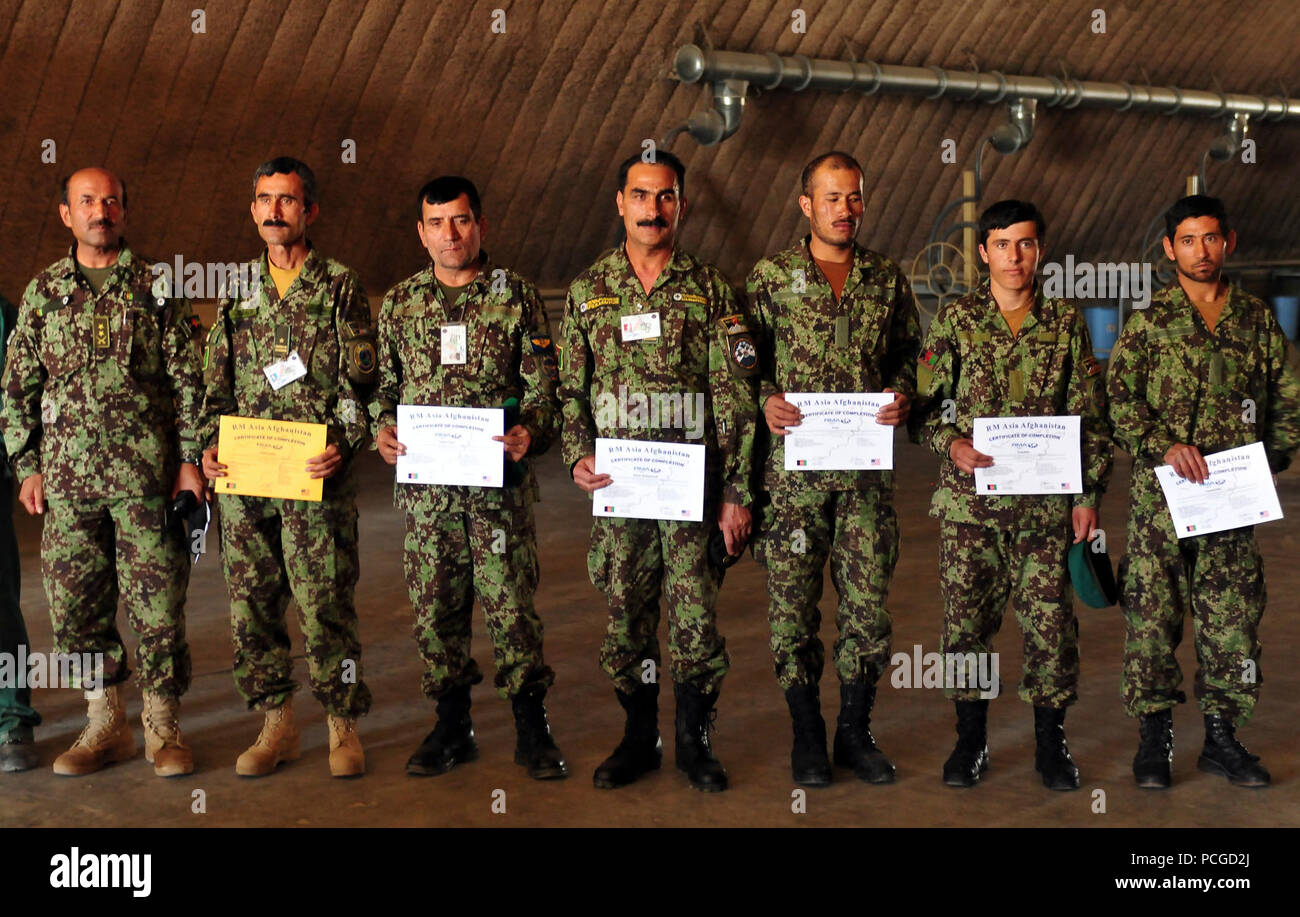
[220, 491, 371, 717]
[1120, 509, 1264, 726]
[939, 520, 1078, 707]
[0, 469, 41, 737]
[41, 496, 191, 696]
[587, 513, 728, 695]
[403, 489, 554, 700]
[754, 488, 897, 690]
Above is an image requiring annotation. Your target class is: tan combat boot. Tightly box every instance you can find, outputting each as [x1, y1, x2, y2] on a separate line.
[52, 685, 136, 776]
[327, 715, 365, 778]
[141, 691, 194, 777]
[235, 699, 300, 777]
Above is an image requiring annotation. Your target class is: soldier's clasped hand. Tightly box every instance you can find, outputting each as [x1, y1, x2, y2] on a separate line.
[571, 454, 612, 492]
[875, 388, 910, 427]
[493, 424, 531, 462]
[763, 393, 802, 436]
[949, 438, 995, 475]
[1163, 443, 1209, 484]
[376, 424, 406, 465]
[201, 446, 227, 480]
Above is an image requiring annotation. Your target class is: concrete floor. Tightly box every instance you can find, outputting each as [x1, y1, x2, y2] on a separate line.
[1, 438, 1297, 828]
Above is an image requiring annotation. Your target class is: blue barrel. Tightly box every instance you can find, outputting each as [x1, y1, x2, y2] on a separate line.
[1083, 304, 1119, 360]
[1271, 296, 1299, 341]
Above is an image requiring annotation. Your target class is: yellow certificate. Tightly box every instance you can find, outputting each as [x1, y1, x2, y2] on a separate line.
[216, 416, 327, 502]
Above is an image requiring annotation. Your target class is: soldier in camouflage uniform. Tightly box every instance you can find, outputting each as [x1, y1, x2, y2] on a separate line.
[1109, 195, 1300, 789]
[202, 157, 375, 778]
[0, 167, 205, 778]
[912, 200, 1112, 790]
[747, 152, 921, 787]
[559, 151, 759, 792]
[370, 176, 567, 780]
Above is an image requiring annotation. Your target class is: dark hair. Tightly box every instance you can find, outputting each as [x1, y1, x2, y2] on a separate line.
[1164, 194, 1230, 241]
[800, 151, 863, 197]
[978, 199, 1046, 247]
[252, 157, 318, 207]
[61, 171, 128, 210]
[617, 149, 686, 196]
[417, 176, 482, 219]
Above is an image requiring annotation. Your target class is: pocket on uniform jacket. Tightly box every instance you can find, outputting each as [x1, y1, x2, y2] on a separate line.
[41, 307, 90, 379]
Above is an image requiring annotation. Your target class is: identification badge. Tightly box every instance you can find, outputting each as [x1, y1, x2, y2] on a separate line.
[621, 311, 661, 342]
[441, 323, 468, 365]
[263, 350, 307, 390]
[93, 314, 111, 350]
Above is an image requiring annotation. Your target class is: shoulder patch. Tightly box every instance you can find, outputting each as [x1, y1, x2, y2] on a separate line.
[1082, 355, 1103, 377]
[530, 335, 559, 383]
[717, 313, 750, 334]
[920, 349, 938, 368]
[579, 296, 619, 314]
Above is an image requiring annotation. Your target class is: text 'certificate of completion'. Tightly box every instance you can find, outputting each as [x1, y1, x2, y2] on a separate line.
[396, 405, 504, 488]
[783, 393, 895, 471]
[592, 438, 705, 522]
[1156, 441, 1283, 538]
[218, 416, 326, 502]
[973, 416, 1082, 495]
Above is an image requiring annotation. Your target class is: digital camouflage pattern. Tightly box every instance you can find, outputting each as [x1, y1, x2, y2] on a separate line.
[559, 246, 759, 693]
[370, 256, 559, 700]
[203, 248, 375, 716]
[753, 489, 898, 689]
[403, 491, 553, 699]
[0, 245, 201, 697]
[940, 521, 1076, 705]
[1108, 282, 1300, 725]
[746, 239, 921, 690]
[370, 256, 559, 512]
[913, 283, 1113, 708]
[2, 245, 204, 497]
[913, 283, 1112, 528]
[747, 238, 922, 494]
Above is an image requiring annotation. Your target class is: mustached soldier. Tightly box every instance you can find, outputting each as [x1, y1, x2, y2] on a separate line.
[0, 167, 206, 777]
[912, 200, 1112, 791]
[747, 152, 921, 787]
[559, 151, 759, 792]
[372, 176, 567, 780]
[1108, 195, 1300, 788]
[202, 157, 376, 778]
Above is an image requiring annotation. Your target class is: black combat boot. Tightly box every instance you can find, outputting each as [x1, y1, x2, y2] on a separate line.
[784, 684, 831, 787]
[832, 683, 895, 784]
[1197, 715, 1270, 787]
[511, 685, 568, 780]
[0, 726, 38, 773]
[405, 684, 477, 776]
[1033, 706, 1080, 791]
[674, 683, 727, 792]
[592, 683, 662, 789]
[1132, 709, 1173, 789]
[942, 699, 989, 787]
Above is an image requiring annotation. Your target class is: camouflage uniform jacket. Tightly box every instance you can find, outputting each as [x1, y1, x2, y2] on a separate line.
[369, 254, 560, 513]
[202, 247, 374, 465]
[747, 236, 922, 493]
[559, 245, 759, 507]
[914, 282, 1112, 529]
[1, 244, 204, 499]
[1108, 281, 1300, 498]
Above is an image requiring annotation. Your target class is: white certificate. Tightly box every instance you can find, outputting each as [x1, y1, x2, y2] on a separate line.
[783, 392, 895, 471]
[1156, 441, 1284, 539]
[395, 405, 504, 488]
[972, 415, 1082, 495]
[592, 438, 705, 522]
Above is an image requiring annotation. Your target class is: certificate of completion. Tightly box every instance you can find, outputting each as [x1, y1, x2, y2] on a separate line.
[972, 416, 1082, 495]
[1156, 441, 1284, 538]
[395, 405, 504, 488]
[592, 438, 706, 522]
[217, 415, 326, 502]
[783, 392, 895, 471]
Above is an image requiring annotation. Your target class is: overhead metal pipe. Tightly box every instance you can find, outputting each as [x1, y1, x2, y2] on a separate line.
[672, 44, 1300, 122]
